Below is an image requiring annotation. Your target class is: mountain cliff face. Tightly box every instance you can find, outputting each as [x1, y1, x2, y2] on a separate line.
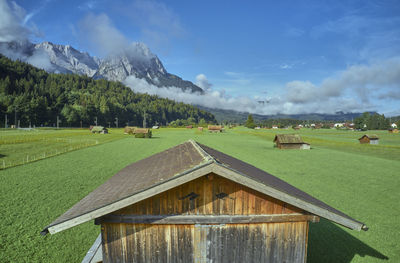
[0, 41, 203, 93]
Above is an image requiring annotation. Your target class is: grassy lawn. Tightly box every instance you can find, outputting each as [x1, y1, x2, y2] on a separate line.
[0, 128, 125, 169]
[0, 127, 399, 262]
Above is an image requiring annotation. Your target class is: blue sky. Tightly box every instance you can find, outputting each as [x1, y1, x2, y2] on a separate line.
[2, 0, 400, 115]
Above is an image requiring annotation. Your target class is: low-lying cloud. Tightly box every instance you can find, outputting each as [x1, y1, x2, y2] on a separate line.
[286, 57, 400, 104]
[195, 74, 212, 91]
[125, 57, 400, 115]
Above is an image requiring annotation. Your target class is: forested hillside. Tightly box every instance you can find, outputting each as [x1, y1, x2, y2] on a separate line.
[0, 55, 216, 127]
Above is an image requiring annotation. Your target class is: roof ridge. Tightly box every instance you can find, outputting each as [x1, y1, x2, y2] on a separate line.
[188, 139, 215, 163]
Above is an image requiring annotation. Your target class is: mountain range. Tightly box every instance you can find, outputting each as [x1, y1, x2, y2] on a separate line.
[0, 40, 203, 93]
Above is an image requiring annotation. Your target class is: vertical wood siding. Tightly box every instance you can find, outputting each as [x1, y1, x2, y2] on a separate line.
[101, 222, 309, 263]
[101, 174, 310, 263]
[112, 174, 303, 216]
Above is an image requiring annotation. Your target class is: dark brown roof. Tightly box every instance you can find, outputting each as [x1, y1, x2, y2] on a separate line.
[359, 134, 379, 140]
[44, 141, 206, 231]
[42, 140, 366, 234]
[198, 143, 364, 227]
[274, 134, 304, 144]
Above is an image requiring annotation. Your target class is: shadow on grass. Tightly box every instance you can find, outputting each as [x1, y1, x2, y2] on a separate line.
[0, 153, 6, 158]
[308, 219, 388, 263]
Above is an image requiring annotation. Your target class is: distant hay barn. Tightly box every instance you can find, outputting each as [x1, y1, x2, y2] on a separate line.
[186, 125, 193, 129]
[91, 126, 108, 134]
[42, 140, 367, 263]
[124, 126, 137, 134]
[133, 128, 152, 138]
[208, 125, 223, 133]
[359, 134, 379, 144]
[198, 127, 203, 131]
[274, 134, 310, 150]
[388, 128, 399, 134]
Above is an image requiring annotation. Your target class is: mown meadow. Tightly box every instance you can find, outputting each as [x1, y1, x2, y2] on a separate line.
[0, 127, 399, 262]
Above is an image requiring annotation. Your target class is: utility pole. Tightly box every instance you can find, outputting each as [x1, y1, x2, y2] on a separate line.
[95, 117, 98, 126]
[4, 114, 7, 128]
[80, 120, 82, 128]
[108, 122, 111, 128]
[114, 117, 118, 128]
[57, 116, 61, 129]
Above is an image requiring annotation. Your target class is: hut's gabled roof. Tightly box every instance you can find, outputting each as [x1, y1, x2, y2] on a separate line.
[274, 134, 304, 144]
[208, 125, 223, 130]
[133, 128, 150, 134]
[41, 140, 367, 235]
[91, 126, 106, 132]
[359, 134, 379, 140]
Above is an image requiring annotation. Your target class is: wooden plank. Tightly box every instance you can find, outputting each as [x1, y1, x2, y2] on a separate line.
[81, 233, 102, 263]
[97, 214, 317, 225]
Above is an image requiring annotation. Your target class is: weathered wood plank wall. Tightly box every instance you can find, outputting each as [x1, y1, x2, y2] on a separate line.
[101, 222, 309, 263]
[112, 174, 303, 216]
[101, 174, 312, 263]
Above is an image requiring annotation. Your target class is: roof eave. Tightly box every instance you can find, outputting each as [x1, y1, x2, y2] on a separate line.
[211, 163, 367, 231]
[42, 160, 215, 235]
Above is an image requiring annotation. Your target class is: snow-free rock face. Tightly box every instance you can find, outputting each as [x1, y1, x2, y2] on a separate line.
[0, 41, 203, 93]
[34, 42, 99, 76]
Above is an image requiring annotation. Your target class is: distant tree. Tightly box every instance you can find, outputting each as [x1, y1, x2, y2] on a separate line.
[245, 114, 256, 129]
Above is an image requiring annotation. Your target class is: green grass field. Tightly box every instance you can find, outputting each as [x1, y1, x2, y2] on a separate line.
[0, 127, 399, 262]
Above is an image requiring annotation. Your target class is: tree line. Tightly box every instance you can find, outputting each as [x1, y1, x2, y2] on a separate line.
[354, 112, 391, 130]
[0, 54, 216, 128]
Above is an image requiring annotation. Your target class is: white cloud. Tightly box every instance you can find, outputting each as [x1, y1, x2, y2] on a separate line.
[78, 13, 129, 57]
[0, 0, 53, 70]
[0, 0, 29, 42]
[124, 57, 400, 116]
[116, 0, 185, 52]
[195, 74, 212, 91]
[280, 63, 292, 69]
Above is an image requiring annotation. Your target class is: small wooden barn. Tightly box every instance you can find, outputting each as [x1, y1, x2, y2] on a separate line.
[274, 134, 310, 149]
[133, 128, 152, 138]
[388, 128, 399, 134]
[208, 125, 223, 133]
[124, 126, 137, 134]
[359, 134, 379, 144]
[186, 125, 193, 129]
[91, 126, 108, 134]
[42, 140, 366, 263]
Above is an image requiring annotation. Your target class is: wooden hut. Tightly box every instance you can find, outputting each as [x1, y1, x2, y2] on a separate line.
[198, 127, 204, 131]
[359, 134, 379, 144]
[186, 125, 193, 129]
[124, 126, 137, 134]
[388, 128, 399, 134]
[208, 125, 223, 133]
[42, 140, 367, 263]
[91, 126, 108, 134]
[133, 128, 152, 138]
[274, 134, 310, 149]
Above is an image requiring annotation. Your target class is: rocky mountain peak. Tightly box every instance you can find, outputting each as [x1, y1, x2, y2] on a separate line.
[1, 40, 203, 93]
